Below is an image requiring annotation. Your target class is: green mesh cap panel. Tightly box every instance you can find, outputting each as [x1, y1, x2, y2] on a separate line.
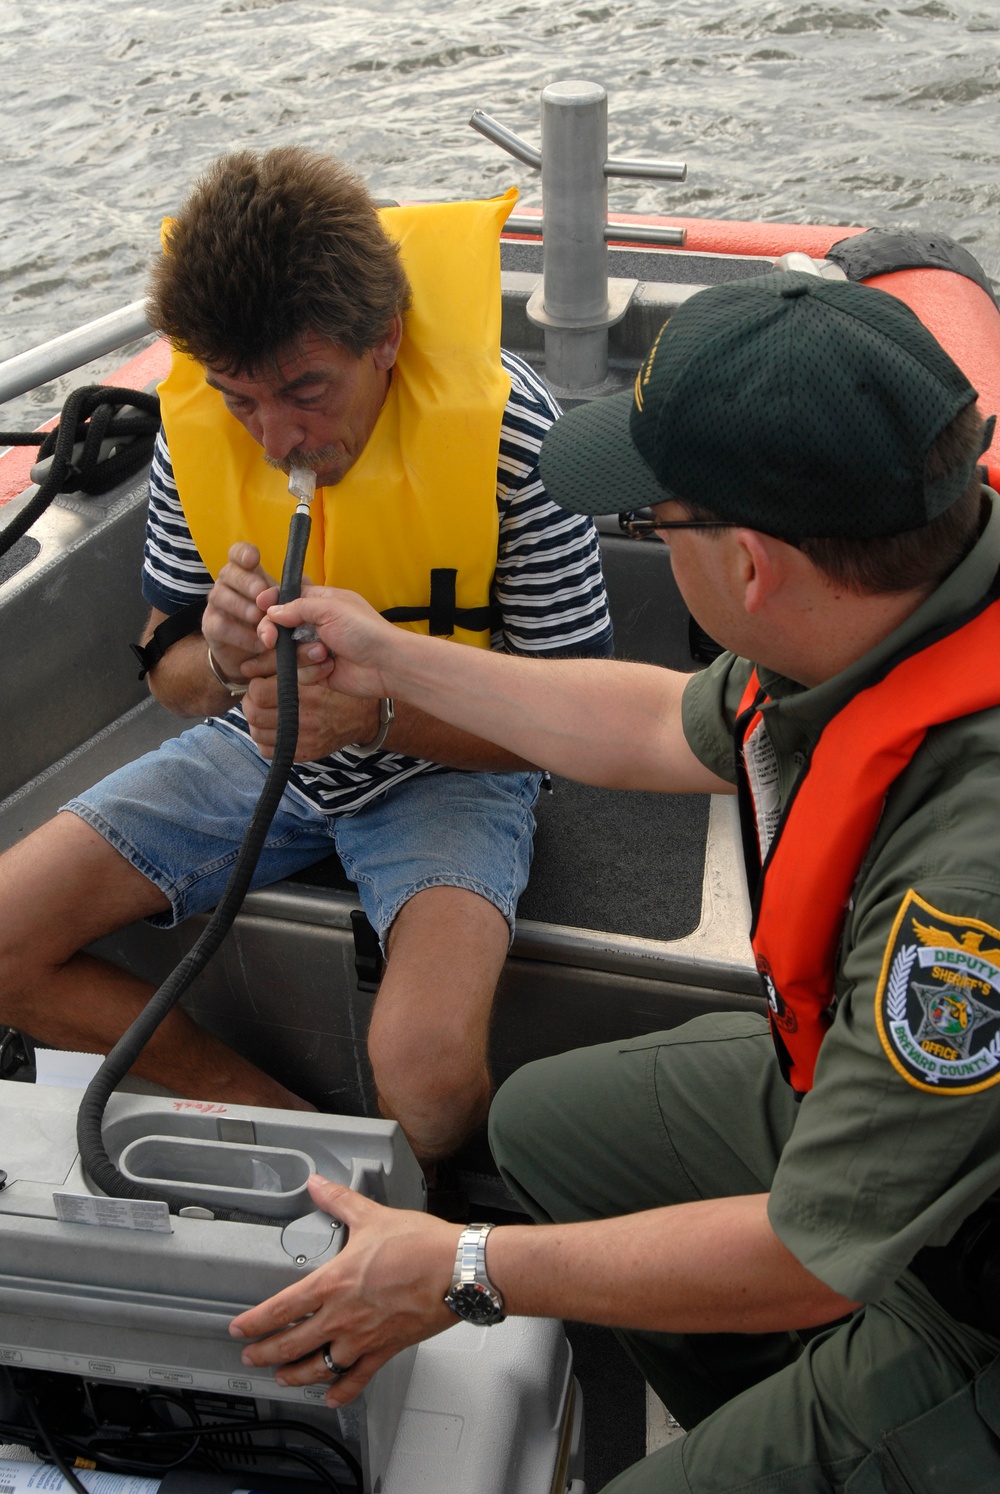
[628, 272, 978, 539]
[538, 271, 980, 538]
[539, 389, 665, 516]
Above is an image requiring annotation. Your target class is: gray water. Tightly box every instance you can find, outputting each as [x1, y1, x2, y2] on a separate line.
[2, 0, 999, 427]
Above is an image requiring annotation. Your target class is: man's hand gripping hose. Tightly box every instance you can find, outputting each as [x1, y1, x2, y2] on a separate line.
[76, 468, 317, 1226]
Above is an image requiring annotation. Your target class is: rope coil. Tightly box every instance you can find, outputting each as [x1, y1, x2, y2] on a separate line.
[0, 385, 160, 560]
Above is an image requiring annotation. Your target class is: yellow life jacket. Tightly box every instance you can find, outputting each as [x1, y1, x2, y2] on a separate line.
[157, 190, 517, 647]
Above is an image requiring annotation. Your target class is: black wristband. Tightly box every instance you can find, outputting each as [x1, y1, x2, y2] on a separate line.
[130, 597, 208, 680]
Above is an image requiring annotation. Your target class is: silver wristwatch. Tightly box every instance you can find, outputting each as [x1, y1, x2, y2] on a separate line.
[347, 697, 395, 758]
[444, 1223, 505, 1326]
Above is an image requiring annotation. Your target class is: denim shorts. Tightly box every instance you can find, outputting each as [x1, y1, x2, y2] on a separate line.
[63, 719, 540, 944]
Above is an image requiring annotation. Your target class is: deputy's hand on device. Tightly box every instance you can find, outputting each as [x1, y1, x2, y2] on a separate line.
[229, 1174, 459, 1409]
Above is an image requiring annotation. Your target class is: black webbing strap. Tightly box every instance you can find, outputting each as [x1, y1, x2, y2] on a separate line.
[429, 568, 457, 636]
[381, 567, 502, 635]
[350, 909, 384, 992]
[129, 597, 208, 680]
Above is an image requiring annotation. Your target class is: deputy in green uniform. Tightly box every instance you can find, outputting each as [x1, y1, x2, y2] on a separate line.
[228, 271, 1000, 1492]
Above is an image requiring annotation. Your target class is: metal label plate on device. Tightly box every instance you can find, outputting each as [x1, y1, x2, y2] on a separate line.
[53, 1191, 172, 1233]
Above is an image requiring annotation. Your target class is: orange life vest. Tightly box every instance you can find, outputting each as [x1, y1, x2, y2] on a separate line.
[736, 570, 1000, 1093]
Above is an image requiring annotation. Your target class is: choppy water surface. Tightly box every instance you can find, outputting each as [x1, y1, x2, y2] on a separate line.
[2, 0, 999, 424]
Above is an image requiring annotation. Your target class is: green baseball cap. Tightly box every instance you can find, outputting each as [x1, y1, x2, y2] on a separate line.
[539, 271, 983, 540]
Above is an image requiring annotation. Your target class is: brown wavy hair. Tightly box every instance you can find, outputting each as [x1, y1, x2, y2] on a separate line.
[147, 147, 411, 373]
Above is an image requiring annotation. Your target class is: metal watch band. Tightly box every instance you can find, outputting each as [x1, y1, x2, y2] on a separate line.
[206, 647, 248, 698]
[452, 1221, 494, 1285]
[347, 697, 395, 758]
[443, 1222, 505, 1324]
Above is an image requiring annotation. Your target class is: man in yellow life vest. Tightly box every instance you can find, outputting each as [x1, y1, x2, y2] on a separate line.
[235, 273, 1000, 1490]
[0, 149, 613, 1180]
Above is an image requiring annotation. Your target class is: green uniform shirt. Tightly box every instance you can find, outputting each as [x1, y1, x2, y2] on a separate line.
[681, 493, 1000, 1302]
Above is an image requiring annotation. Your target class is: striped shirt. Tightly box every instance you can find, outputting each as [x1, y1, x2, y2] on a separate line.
[143, 350, 613, 816]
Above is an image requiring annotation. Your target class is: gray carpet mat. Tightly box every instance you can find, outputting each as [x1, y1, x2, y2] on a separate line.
[518, 775, 707, 940]
[501, 238, 772, 285]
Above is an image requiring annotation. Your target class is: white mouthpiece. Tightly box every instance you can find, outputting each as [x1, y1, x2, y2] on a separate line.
[288, 466, 316, 504]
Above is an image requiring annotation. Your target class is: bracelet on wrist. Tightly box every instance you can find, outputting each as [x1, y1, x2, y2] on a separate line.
[207, 647, 249, 698]
[346, 698, 395, 758]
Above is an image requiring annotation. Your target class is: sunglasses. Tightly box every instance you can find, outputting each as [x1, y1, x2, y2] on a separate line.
[617, 511, 733, 539]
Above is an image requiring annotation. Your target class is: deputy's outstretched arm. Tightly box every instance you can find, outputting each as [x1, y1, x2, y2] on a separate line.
[260, 585, 730, 795]
[229, 1178, 858, 1412]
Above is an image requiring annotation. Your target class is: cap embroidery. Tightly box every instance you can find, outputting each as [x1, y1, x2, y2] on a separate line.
[634, 319, 669, 413]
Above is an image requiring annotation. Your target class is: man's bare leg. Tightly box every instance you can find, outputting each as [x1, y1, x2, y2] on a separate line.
[0, 813, 312, 1109]
[366, 884, 509, 1168]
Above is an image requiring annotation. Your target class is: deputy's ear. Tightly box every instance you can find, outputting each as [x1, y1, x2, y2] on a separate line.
[737, 529, 788, 615]
[373, 315, 404, 371]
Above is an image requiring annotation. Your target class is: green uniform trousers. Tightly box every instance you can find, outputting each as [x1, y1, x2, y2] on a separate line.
[488, 1013, 1000, 1493]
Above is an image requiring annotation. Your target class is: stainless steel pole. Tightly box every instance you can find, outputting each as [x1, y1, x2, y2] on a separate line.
[535, 81, 615, 391]
[472, 85, 688, 395]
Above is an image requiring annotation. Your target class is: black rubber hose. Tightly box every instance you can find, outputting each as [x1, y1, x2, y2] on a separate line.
[76, 506, 313, 1225]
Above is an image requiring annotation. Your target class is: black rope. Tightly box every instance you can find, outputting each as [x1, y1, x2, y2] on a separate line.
[0, 385, 160, 561]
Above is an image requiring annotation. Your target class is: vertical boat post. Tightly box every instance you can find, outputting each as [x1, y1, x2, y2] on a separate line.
[471, 82, 688, 395]
[534, 81, 617, 393]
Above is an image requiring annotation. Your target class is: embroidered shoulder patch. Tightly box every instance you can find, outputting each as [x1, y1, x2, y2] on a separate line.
[875, 890, 1000, 1094]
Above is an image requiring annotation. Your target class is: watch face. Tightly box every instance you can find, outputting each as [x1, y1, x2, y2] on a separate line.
[445, 1281, 505, 1326]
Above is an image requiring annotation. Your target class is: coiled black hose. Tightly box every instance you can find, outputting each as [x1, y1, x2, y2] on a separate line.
[76, 505, 313, 1225]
